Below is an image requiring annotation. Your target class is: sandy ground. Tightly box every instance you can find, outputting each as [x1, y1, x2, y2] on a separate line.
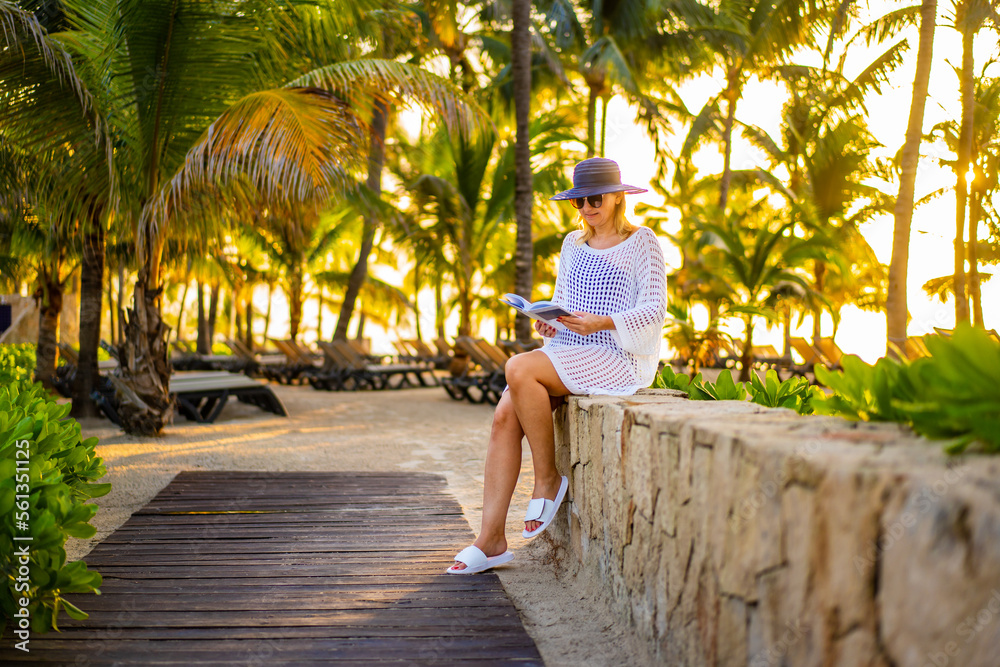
[70, 382, 655, 667]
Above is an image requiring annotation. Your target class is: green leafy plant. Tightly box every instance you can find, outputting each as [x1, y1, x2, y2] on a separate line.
[813, 355, 911, 422]
[689, 370, 748, 401]
[749, 369, 823, 414]
[211, 342, 233, 356]
[0, 343, 36, 385]
[814, 324, 1000, 453]
[652, 365, 703, 393]
[0, 380, 110, 634]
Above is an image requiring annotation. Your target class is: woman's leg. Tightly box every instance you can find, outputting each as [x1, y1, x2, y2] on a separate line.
[503, 350, 570, 533]
[450, 391, 523, 571]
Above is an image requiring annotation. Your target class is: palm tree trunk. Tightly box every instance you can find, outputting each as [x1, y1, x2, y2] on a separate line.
[435, 278, 445, 341]
[244, 292, 254, 350]
[264, 281, 273, 342]
[197, 281, 209, 354]
[118, 269, 174, 435]
[335, 100, 388, 341]
[33, 272, 62, 391]
[413, 266, 423, 342]
[175, 258, 192, 343]
[953, 26, 974, 324]
[599, 95, 609, 157]
[586, 84, 599, 158]
[107, 273, 116, 345]
[969, 181, 983, 327]
[458, 244, 473, 337]
[117, 265, 125, 343]
[207, 282, 220, 346]
[512, 0, 534, 344]
[72, 209, 104, 418]
[289, 270, 303, 342]
[316, 288, 324, 340]
[886, 0, 937, 358]
[812, 261, 826, 343]
[355, 310, 366, 341]
[783, 304, 792, 361]
[229, 289, 237, 340]
[718, 76, 739, 209]
[739, 315, 754, 382]
[233, 291, 242, 341]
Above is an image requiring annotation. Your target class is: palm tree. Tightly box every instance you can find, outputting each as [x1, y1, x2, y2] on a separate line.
[968, 73, 1000, 325]
[924, 71, 1000, 323]
[690, 196, 834, 380]
[511, 0, 534, 343]
[681, 0, 828, 208]
[887, 0, 939, 358]
[245, 204, 360, 342]
[948, 0, 997, 324]
[537, 0, 687, 158]
[0, 2, 113, 400]
[399, 106, 577, 338]
[30, 0, 484, 434]
[741, 14, 906, 341]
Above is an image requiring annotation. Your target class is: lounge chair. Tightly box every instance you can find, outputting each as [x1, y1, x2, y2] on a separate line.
[441, 337, 506, 404]
[786, 337, 824, 377]
[309, 341, 379, 391]
[405, 339, 452, 369]
[221, 337, 287, 377]
[94, 370, 287, 425]
[815, 338, 844, 369]
[261, 339, 321, 385]
[329, 340, 438, 390]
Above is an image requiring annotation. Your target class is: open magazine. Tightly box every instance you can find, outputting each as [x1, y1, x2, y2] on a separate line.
[499, 293, 576, 323]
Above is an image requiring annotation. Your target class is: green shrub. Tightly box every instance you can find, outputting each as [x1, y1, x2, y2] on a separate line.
[748, 369, 823, 415]
[0, 380, 110, 634]
[814, 324, 1000, 454]
[690, 369, 748, 401]
[653, 365, 819, 415]
[0, 343, 36, 385]
[652, 365, 703, 393]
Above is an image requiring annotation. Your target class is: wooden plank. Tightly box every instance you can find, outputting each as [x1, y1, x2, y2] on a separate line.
[0, 472, 540, 666]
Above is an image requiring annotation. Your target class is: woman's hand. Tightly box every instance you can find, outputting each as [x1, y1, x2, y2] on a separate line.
[534, 320, 558, 338]
[557, 312, 614, 336]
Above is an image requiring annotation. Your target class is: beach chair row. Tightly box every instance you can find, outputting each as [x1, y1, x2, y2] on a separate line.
[392, 338, 453, 370]
[439, 336, 543, 405]
[305, 340, 439, 391]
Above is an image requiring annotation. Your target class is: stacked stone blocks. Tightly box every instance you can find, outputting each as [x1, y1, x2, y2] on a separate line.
[549, 389, 1000, 666]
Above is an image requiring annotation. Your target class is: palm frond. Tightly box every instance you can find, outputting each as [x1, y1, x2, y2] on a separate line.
[0, 0, 114, 211]
[146, 87, 368, 245]
[285, 58, 491, 139]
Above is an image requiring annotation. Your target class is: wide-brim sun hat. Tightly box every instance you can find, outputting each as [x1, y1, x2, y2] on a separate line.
[549, 157, 648, 200]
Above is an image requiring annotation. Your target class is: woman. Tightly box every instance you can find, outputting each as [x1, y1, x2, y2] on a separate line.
[448, 157, 667, 574]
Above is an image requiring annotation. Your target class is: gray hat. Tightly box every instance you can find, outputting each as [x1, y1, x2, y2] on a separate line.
[549, 157, 648, 200]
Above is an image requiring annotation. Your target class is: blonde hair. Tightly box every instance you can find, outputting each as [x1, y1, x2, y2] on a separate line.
[577, 194, 635, 244]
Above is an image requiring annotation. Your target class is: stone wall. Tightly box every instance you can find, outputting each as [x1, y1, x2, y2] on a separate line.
[548, 389, 1000, 667]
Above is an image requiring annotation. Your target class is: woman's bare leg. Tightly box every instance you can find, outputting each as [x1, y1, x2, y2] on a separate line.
[450, 392, 523, 571]
[503, 350, 570, 533]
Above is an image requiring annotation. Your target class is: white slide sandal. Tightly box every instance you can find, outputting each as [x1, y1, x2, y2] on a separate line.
[522, 475, 569, 539]
[446, 546, 514, 575]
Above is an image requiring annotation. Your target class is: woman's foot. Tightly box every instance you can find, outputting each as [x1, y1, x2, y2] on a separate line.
[525, 473, 565, 533]
[449, 536, 508, 572]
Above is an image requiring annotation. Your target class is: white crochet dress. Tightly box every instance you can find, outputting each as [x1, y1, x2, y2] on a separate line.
[540, 226, 667, 396]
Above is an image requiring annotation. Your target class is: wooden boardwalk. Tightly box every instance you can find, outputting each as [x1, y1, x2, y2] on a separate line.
[2, 471, 542, 665]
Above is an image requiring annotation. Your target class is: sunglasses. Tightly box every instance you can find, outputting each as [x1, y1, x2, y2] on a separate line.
[570, 194, 607, 209]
